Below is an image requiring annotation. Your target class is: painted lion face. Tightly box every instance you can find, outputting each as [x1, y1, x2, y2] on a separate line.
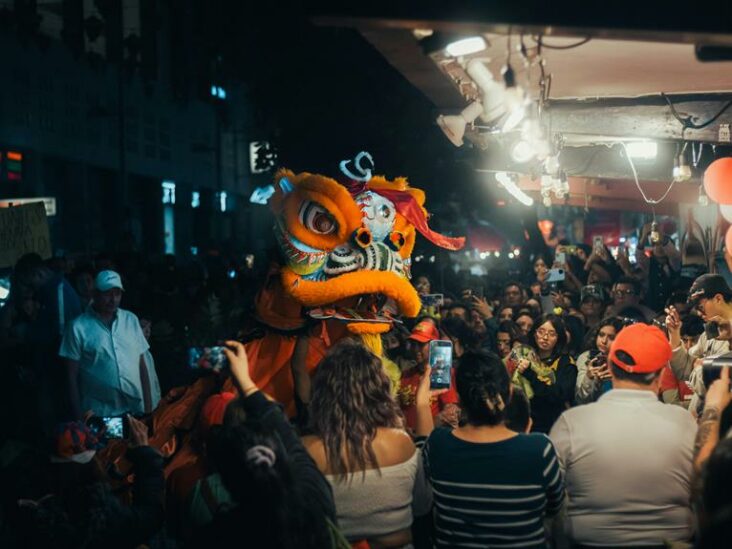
[268, 166, 462, 334]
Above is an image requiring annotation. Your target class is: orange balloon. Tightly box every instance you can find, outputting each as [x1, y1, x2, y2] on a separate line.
[704, 157, 732, 204]
[726, 226, 732, 253]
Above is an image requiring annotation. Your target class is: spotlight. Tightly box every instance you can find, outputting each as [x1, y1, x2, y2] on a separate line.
[494, 251, 500, 258]
[510, 139, 535, 163]
[436, 101, 484, 147]
[625, 141, 658, 160]
[500, 64, 526, 131]
[508, 252, 515, 259]
[445, 36, 487, 57]
[465, 59, 507, 124]
[544, 154, 561, 177]
[429, 255, 436, 263]
[514, 249, 520, 256]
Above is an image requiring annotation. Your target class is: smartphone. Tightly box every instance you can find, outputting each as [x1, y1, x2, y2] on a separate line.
[555, 252, 566, 265]
[102, 416, 126, 439]
[421, 293, 444, 308]
[705, 321, 721, 340]
[188, 346, 229, 372]
[593, 236, 604, 253]
[429, 340, 453, 390]
[545, 268, 566, 283]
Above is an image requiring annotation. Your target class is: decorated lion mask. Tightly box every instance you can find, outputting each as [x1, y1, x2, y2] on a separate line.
[268, 152, 464, 335]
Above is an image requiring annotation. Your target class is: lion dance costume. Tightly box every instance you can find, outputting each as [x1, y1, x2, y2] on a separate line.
[242, 151, 465, 413]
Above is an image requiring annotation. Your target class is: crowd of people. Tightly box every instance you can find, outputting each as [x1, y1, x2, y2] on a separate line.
[1, 230, 732, 548]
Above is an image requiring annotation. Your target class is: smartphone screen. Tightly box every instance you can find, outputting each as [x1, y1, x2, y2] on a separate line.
[593, 236, 604, 253]
[421, 293, 444, 308]
[103, 416, 125, 439]
[555, 252, 566, 265]
[429, 340, 453, 390]
[188, 346, 229, 372]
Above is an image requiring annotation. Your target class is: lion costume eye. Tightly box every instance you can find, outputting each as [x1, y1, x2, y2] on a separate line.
[299, 201, 338, 235]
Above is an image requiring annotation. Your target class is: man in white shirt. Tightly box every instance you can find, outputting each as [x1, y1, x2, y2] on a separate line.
[550, 323, 697, 547]
[60, 270, 160, 418]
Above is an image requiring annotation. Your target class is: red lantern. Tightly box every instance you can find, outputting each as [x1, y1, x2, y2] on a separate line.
[726, 226, 732, 253]
[704, 158, 732, 204]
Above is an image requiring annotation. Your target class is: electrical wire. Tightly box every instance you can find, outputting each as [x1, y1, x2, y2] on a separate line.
[620, 142, 676, 205]
[533, 35, 591, 50]
[661, 92, 732, 130]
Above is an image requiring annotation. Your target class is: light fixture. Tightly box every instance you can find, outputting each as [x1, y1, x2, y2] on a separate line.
[513, 248, 520, 256]
[673, 145, 692, 182]
[445, 36, 487, 57]
[508, 252, 515, 259]
[494, 171, 534, 206]
[494, 251, 501, 258]
[544, 154, 561, 177]
[624, 141, 658, 160]
[500, 63, 526, 131]
[436, 101, 483, 147]
[191, 191, 200, 209]
[699, 184, 709, 206]
[510, 139, 535, 163]
[465, 59, 507, 124]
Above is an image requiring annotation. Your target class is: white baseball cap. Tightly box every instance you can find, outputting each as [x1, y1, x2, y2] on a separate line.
[95, 270, 124, 292]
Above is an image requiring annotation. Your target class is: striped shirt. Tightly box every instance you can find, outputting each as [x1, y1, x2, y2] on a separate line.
[423, 428, 564, 548]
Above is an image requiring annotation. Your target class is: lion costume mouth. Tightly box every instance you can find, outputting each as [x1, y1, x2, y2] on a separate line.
[281, 267, 421, 333]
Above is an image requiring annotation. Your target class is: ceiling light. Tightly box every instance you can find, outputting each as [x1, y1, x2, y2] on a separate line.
[510, 139, 536, 163]
[673, 147, 692, 182]
[494, 171, 534, 206]
[494, 251, 501, 258]
[436, 101, 484, 147]
[445, 36, 487, 57]
[508, 252, 515, 259]
[514, 249, 520, 256]
[699, 185, 709, 206]
[466, 59, 507, 124]
[624, 141, 658, 160]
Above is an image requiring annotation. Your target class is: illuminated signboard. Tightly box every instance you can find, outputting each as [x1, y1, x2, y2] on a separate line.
[0, 197, 56, 216]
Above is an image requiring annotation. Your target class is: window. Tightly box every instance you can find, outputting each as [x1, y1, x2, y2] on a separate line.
[162, 180, 176, 205]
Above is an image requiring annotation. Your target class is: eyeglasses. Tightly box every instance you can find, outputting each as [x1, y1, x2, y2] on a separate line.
[536, 328, 558, 339]
[613, 289, 636, 297]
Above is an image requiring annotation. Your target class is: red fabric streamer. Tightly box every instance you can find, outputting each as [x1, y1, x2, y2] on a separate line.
[375, 188, 466, 251]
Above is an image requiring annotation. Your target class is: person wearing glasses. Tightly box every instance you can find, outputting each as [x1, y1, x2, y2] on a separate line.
[605, 276, 656, 322]
[515, 314, 576, 433]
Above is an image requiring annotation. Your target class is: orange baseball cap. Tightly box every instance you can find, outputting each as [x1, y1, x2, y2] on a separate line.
[608, 323, 672, 374]
[408, 320, 440, 343]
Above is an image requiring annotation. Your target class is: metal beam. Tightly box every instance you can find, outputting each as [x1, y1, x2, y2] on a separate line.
[544, 95, 732, 144]
[307, 1, 732, 46]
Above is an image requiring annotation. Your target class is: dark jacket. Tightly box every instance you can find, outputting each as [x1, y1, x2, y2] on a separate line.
[187, 391, 337, 547]
[524, 354, 577, 434]
[20, 446, 164, 549]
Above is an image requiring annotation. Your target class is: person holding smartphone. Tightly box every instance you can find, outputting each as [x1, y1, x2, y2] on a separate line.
[397, 320, 460, 432]
[575, 318, 624, 404]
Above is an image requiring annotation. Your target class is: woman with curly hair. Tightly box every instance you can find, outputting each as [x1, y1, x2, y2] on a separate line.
[303, 339, 432, 548]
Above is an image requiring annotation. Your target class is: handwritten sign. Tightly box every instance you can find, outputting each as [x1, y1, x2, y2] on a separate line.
[0, 202, 52, 268]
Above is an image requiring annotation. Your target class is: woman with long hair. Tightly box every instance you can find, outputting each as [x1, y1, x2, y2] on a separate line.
[423, 350, 564, 548]
[575, 317, 624, 404]
[516, 314, 577, 433]
[186, 341, 337, 549]
[304, 339, 432, 548]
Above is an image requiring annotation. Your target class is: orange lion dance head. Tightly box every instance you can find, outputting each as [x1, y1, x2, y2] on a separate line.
[268, 152, 465, 335]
